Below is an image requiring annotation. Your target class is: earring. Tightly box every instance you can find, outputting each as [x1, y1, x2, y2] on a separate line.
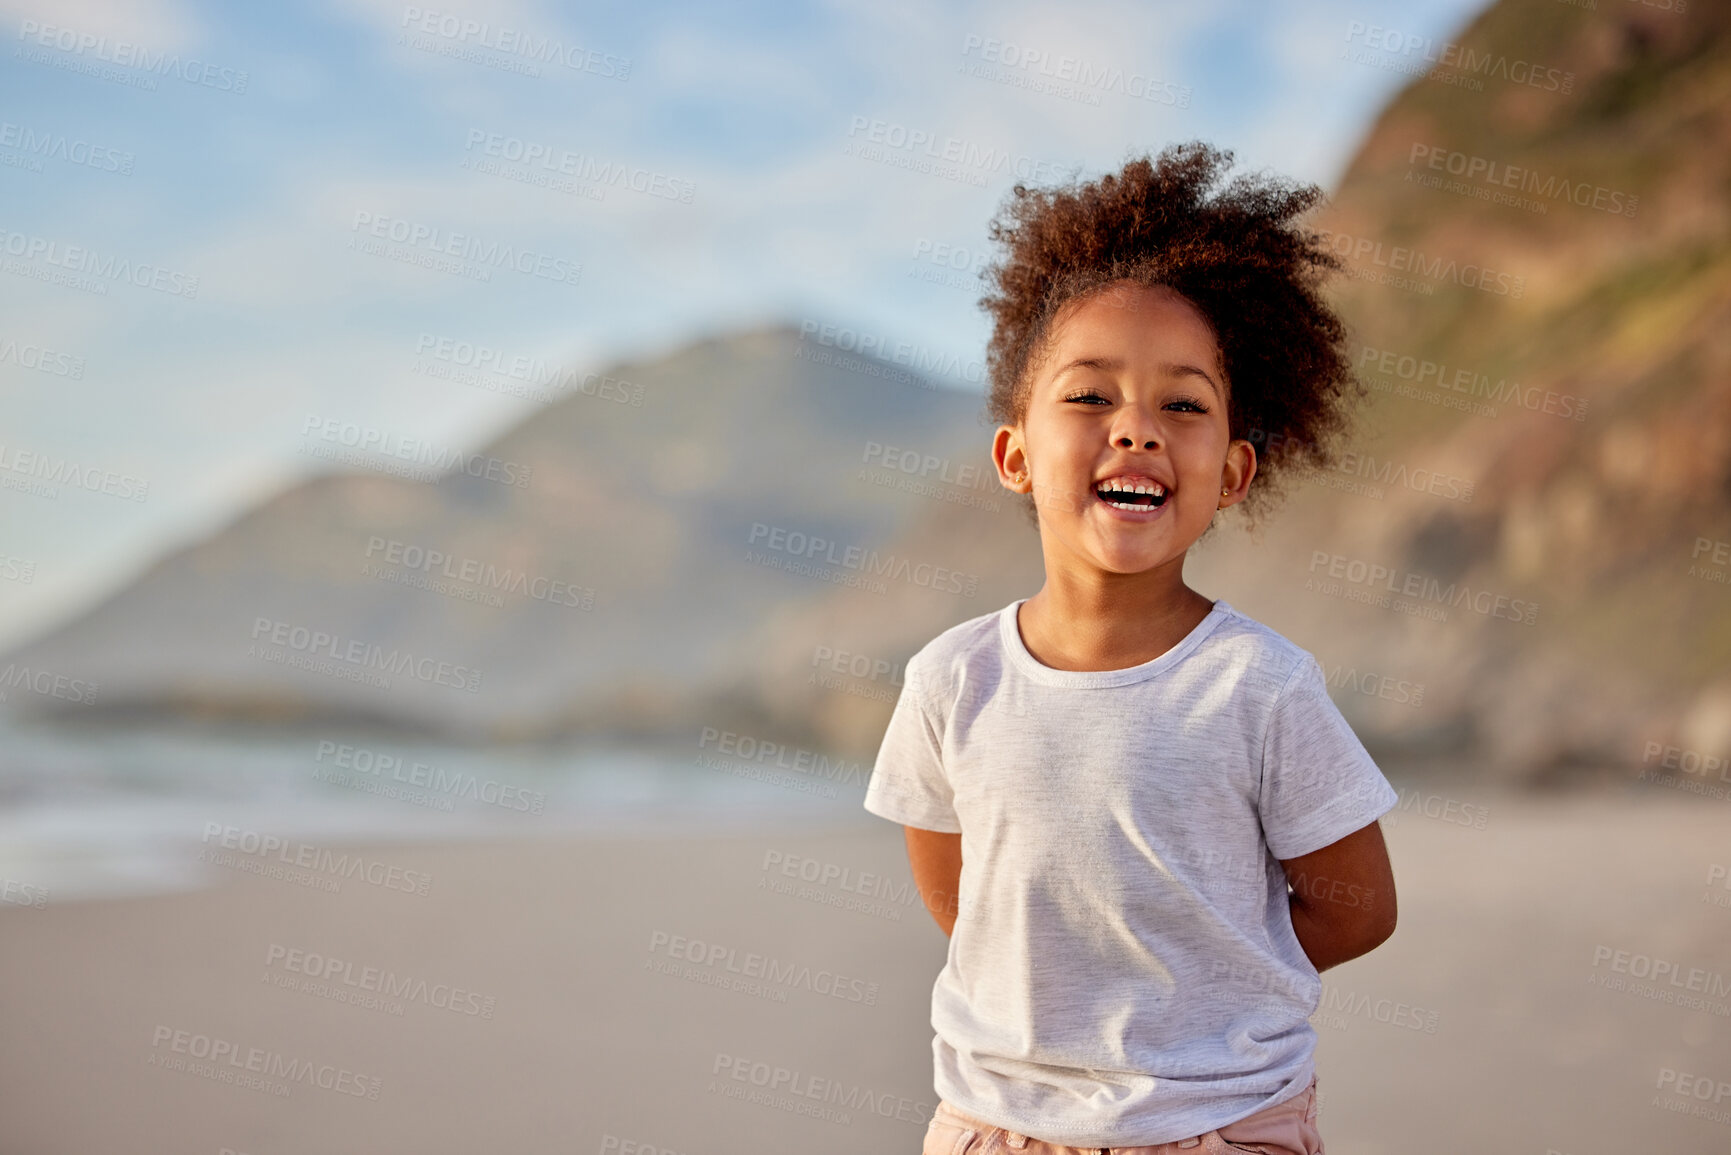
[1221, 488, 1229, 496]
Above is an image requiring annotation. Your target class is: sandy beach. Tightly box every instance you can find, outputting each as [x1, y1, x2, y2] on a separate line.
[2, 779, 1728, 1154]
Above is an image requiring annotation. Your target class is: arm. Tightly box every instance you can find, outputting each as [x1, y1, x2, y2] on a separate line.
[904, 826, 963, 937]
[1278, 818, 1397, 972]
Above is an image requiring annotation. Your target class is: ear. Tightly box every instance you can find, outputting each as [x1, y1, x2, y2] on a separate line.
[993, 426, 1029, 492]
[1219, 438, 1257, 503]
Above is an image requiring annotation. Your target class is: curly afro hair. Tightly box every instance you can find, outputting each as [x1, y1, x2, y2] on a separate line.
[978, 140, 1365, 531]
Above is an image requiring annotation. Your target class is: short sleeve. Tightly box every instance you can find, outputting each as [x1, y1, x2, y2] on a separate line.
[862, 654, 961, 832]
[1258, 654, 1399, 860]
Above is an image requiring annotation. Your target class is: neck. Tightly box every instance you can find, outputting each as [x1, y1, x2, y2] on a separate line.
[1018, 569, 1215, 673]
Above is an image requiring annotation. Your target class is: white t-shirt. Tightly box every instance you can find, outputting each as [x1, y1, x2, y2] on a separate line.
[863, 596, 1399, 1147]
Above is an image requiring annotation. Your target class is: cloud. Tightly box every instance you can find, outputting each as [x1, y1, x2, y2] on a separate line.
[0, 0, 202, 49]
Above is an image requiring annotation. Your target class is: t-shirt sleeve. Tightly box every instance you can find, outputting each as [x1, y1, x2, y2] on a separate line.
[1258, 653, 1399, 860]
[862, 653, 961, 833]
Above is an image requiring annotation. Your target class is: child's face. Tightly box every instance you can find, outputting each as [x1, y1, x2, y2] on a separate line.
[993, 281, 1256, 580]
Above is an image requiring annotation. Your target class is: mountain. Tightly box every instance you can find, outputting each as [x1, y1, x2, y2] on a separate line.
[7, 0, 1731, 781]
[0, 326, 1042, 752]
[1183, 0, 1731, 777]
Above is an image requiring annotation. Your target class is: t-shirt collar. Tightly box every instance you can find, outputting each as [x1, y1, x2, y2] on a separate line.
[999, 597, 1234, 688]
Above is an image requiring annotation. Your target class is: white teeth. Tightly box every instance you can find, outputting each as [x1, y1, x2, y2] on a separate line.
[1094, 478, 1166, 495]
[1094, 477, 1168, 511]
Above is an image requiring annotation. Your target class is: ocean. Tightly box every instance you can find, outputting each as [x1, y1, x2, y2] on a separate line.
[0, 715, 873, 903]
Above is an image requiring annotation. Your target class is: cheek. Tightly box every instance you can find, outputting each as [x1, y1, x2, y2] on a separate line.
[1171, 439, 1226, 478]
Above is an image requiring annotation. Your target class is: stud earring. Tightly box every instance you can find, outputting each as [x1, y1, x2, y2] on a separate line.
[1221, 488, 1230, 496]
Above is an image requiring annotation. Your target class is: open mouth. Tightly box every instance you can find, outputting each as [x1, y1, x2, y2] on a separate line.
[1095, 480, 1169, 510]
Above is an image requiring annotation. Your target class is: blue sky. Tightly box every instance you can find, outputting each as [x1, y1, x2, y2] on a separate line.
[0, 0, 1488, 651]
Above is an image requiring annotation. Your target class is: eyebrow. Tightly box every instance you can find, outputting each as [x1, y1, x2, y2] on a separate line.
[1051, 356, 1222, 398]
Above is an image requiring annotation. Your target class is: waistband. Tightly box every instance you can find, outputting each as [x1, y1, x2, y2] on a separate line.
[931, 1075, 1316, 1151]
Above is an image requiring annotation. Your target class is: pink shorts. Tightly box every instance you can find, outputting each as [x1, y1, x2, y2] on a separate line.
[922, 1074, 1322, 1155]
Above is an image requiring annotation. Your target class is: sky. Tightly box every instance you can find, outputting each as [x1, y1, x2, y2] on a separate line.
[0, 0, 1490, 653]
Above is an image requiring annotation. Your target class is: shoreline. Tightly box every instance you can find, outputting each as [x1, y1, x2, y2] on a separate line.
[2, 786, 1729, 1151]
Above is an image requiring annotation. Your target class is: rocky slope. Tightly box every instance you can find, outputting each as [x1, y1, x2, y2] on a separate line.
[1187, 0, 1731, 776]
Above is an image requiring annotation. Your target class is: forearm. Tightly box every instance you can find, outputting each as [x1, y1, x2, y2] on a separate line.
[1287, 892, 1392, 972]
[923, 887, 961, 937]
[905, 827, 964, 938]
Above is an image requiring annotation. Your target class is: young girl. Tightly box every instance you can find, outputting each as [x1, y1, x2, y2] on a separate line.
[864, 142, 1400, 1155]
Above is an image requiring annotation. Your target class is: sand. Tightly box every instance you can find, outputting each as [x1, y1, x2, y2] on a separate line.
[1, 781, 1729, 1154]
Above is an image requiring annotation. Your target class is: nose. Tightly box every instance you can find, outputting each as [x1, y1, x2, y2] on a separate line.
[1111, 400, 1163, 450]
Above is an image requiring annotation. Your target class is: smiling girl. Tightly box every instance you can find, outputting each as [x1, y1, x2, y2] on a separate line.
[863, 142, 1400, 1155]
